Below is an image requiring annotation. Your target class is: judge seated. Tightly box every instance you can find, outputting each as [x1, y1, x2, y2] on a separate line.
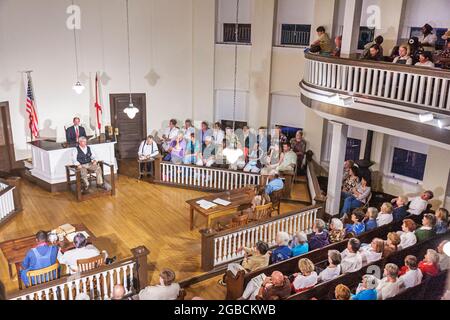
[66, 117, 86, 145]
[138, 135, 159, 177]
[72, 136, 105, 192]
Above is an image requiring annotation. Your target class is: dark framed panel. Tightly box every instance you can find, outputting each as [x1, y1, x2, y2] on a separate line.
[280, 24, 311, 46]
[391, 147, 427, 181]
[220, 120, 247, 130]
[358, 27, 375, 50]
[223, 23, 252, 43]
[345, 138, 362, 162]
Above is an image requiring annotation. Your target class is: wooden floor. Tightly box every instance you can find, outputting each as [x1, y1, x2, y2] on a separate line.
[0, 172, 310, 300]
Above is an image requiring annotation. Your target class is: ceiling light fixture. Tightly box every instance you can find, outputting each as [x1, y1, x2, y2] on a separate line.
[71, 0, 84, 94]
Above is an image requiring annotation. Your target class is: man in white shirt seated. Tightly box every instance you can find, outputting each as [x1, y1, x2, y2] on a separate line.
[72, 136, 105, 192]
[392, 190, 433, 216]
[57, 233, 102, 274]
[261, 143, 297, 175]
[376, 263, 401, 300]
[340, 238, 363, 273]
[399, 255, 423, 290]
[138, 268, 180, 300]
[418, 23, 438, 52]
[138, 135, 160, 177]
[181, 119, 196, 141]
[160, 119, 179, 152]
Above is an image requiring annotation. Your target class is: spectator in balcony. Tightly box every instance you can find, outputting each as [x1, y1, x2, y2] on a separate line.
[292, 258, 318, 293]
[362, 44, 383, 61]
[289, 231, 309, 257]
[376, 202, 394, 227]
[290, 130, 307, 174]
[340, 238, 363, 273]
[397, 219, 417, 250]
[341, 165, 359, 195]
[389, 45, 400, 62]
[270, 232, 292, 264]
[418, 23, 438, 52]
[435, 40, 450, 69]
[383, 232, 401, 258]
[341, 176, 371, 217]
[138, 268, 180, 300]
[345, 209, 366, 236]
[329, 218, 345, 243]
[398, 255, 423, 290]
[362, 35, 384, 60]
[332, 35, 342, 57]
[393, 45, 413, 65]
[361, 238, 384, 264]
[393, 196, 409, 222]
[376, 263, 401, 300]
[310, 26, 333, 55]
[415, 213, 437, 242]
[335, 284, 351, 300]
[435, 208, 449, 234]
[415, 51, 435, 68]
[364, 207, 378, 232]
[352, 274, 378, 300]
[392, 190, 433, 216]
[418, 249, 440, 277]
[318, 250, 342, 282]
[309, 219, 330, 251]
[437, 240, 450, 271]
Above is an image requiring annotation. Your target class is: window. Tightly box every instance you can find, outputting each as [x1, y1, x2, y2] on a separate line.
[410, 27, 447, 50]
[345, 138, 361, 162]
[220, 120, 247, 130]
[280, 24, 311, 46]
[391, 147, 427, 181]
[358, 27, 375, 50]
[223, 23, 251, 43]
[276, 125, 303, 142]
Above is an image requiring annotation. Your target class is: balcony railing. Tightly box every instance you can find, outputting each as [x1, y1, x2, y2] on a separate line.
[0, 177, 22, 226]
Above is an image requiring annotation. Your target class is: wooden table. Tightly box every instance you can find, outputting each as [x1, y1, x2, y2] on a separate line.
[186, 187, 255, 230]
[0, 223, 96, 285]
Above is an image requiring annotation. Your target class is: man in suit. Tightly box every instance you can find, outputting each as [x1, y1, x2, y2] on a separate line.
[66, 117, 87, 144]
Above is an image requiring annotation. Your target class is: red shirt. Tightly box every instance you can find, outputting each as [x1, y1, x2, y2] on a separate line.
[418, 261, 439, 277]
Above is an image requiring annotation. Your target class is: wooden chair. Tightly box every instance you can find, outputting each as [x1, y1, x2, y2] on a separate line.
[25, 262, 60, 288]
[137, 158, 155, 180]
[76, 254, 105, 273]
[270, 190, 283, 215]
[177, 289, 187, 300]
[253, 203, 273, 221]
[65, 161, 116, 202]
[230, 214, 249, 228]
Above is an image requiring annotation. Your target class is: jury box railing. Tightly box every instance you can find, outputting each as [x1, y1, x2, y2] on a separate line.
[8, 246, 150, 300]
[303, 52, 450, 112]
[0, 177, 22, 226]
[199, 206, 321, 271]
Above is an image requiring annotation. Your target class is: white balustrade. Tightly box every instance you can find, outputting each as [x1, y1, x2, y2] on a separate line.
[0, 183, 15, 222]
[212, 207, 319, 267]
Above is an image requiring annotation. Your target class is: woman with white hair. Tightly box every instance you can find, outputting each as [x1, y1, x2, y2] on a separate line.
[352, 274, 378, 300]
[270, 232, 292, 264]
[318, 250, 341, 282]
[289, 231, 309, 257]
[329, 218, 345, 243]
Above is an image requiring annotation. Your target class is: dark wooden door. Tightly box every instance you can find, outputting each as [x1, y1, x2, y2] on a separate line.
[110, 94, 147, 159]
[0, 102, 15, 173]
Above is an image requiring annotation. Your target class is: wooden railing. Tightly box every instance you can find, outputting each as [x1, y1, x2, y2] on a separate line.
[199, 205, 321, 271]
[154, 158, 261, 192]
[303, 52, 450, 112]
[0, 177, 22, 226]
[7, 246, 149, 300]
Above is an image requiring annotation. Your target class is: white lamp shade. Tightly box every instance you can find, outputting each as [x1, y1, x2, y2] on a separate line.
[124, 103, 139, 119]
[72, 81, 85, 94]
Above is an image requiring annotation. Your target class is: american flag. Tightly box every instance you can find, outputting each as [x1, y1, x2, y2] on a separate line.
[26, 73, 39, 138]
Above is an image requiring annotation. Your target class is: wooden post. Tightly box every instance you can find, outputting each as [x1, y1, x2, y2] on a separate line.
[110, 164, 116, 196]
[6, 177, 22, 212]
[130, 246, 150, 292]
[200, 228, 217, 271]
[153, 156, 162, 182]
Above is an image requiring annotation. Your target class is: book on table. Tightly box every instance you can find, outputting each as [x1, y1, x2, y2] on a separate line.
[58, 223, 76, 234]
[212, 198, 231, 206]
[196, 199, 217, 210]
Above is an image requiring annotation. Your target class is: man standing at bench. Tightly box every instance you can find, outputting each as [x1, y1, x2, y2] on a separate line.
[72, 136, 105, 192]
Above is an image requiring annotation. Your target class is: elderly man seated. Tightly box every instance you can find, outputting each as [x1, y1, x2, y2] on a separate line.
[392, 191, 434, 216]
[265, 171, 284, 196]
[199, 136, 216, 167]
[138, 135, 160, 178]
[138, 268, 180, 300]
[261, 143, 297, 175]
[239, 270, 291, 300]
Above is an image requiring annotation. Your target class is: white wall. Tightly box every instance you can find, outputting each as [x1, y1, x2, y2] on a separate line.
[274, 0, 315, 45]
[401, 0, 450, 38]
[269, 94, 305, 129]
[215, 89, 248, 122]
[216, 0, 253, 42]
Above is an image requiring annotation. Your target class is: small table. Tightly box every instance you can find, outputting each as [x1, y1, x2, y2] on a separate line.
[186, 187, 255, 230]
[0, 223, 96, 287]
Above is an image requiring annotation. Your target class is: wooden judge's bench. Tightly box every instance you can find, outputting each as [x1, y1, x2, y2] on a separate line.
[27, 138, 117, 192]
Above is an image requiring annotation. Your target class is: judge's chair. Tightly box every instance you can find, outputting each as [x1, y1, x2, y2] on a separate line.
[65, 161, 116, 202]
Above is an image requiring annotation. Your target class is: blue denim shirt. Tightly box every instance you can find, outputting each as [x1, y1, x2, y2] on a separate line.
[265, 178, 284, 195]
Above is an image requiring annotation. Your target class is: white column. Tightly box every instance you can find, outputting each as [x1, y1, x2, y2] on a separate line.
[340, 0, 363, 58]
[326, 121, 348, 216]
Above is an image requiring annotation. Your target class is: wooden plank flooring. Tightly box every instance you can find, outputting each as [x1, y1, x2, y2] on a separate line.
[0, 174, 309, 299]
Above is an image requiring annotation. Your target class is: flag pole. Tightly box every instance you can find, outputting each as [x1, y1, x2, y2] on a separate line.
[23, 70, 34, 142]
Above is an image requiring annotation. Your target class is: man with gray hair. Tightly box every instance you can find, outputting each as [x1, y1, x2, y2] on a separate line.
[270, 231, 292, 264]
[72, 136, 105, 192]
[309, 219, 330, 251]
[352, 274, 378, 300]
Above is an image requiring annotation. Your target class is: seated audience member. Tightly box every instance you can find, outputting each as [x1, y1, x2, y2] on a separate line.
[292, 258, 318, 293]
[199, 136, 216, 167]
[376, 263, 401, 300]
[345, 209, 366, 236]
[352, 275, 378, 300]
[342, 160, 355, 182]
[160, 119, 179, 152]
[340, 238, 363, 273]
[393, 45, 413, 65]
[376, 202, 394, 226]
[361, 238, 384, 264]
[265, 172, 284, 196]
[362, 44, 382, 61]
[212, 122, 225, 146]
[290, 130, 307, 172]
[397, 219, 417, 250]
[435, 40, 450, 69]
[392, 196, 409, 222]
[270, 232, 292, 264]
[362, 35, 384, 59]
[243, 144, 261, 173]
[111, 284, 126, 300]
[309, 219, 330, 251]
[138, 269, 180, 300]
[261, 143, 297, 175]
[392, 190, 434, 216]
[398, 255, 423, 290]
[389, 45, 400, 61]
[72, 136, 105, 192]
[418, 23, 438, 51]
[415, 51, 435, 68]
[415, 214, 437, 242]
[383, 232, 401, 258]
[181, 119, 195, 141]
[329, 218, 345, 243]
[183, 133, 202, 165]
[341, 165, 359, 194]
[341, 177, 371, 217]
[289, 231, 309, 257]
[435, 208, 449, 234]
[20, 231, 59, 287]
[57, 233, 101, 274]
[318, 250, 342, 282]
[437, 240, 450, 271]
[310, 26, 333, 55]
[138, 135, 159, 176]
[335, 284, 351, 300]
[240, 271, 291, 300]
[165, 132, 186, 164]
[332, 35, 342, 57]
[418, 249, 440, 277]
[365, 207, 378, 232]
